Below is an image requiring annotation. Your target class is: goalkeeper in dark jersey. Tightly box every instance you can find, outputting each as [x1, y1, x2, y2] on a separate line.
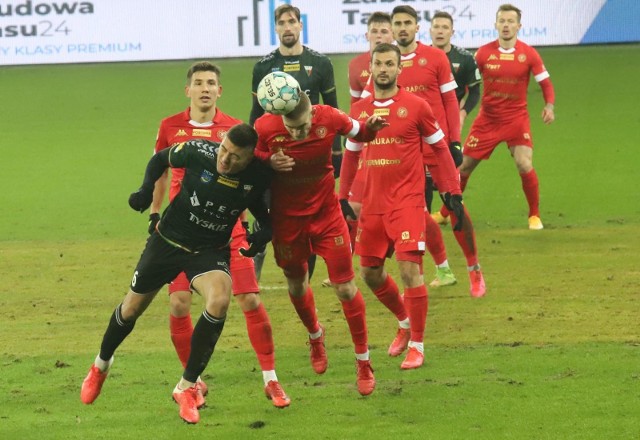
[429, 10, 481, 224]
[249, 4, 342, 281]
[80, 124, 272, 425]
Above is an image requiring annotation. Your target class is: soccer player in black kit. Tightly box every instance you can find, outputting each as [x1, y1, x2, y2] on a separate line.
[80, 124, 273, 425]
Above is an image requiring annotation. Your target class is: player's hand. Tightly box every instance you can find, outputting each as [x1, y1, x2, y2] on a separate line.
[128, 187, 153, 213]
[239, 220, 272, 258]
[441, 193, 465, 231]
[365, 115, 389, 132]
[270, 149, 295, 172]
[542, 104, 555, 124]
[148, 213, 160, 234]
[339, 199, 356, 222]
[448, 141, 463, 167]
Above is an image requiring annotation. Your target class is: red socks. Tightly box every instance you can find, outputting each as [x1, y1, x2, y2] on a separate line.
[403, 286, 428, 343]
[243, 303, 275, 371]
[425, 211, 447, 265]
[289, 287, 320, 334]
[372, 275, 407, 321]
[169, 314, 193, 369]
[340, 290, 368, 354]
[520, 169, 540, 217]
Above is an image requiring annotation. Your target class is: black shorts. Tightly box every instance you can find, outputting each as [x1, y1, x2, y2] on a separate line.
[129, 233, 231, 294]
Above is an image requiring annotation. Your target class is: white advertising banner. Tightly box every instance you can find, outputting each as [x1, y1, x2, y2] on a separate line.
[0, 0, 636, 66]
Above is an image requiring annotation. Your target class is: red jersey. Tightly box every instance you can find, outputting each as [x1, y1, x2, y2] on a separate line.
[155, 107, 241, 200]
[362, 42, 459, 142]
[475, 40, 551, 118]
[348, 51, 371, 105]
[343, 88, 459, 215]
[254, 105, 371, 217]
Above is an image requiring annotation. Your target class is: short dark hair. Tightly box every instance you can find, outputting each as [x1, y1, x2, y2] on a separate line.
[391, 5, 418, 22]
[367, 11, 391, 27]
[227, 123, 258, 150]
[274, 4, 301, 23]
[432, 11, 453, 25]
[497, 3, 522, 22]
[186, 61, 221, 84]
[371, 42, 401, 63]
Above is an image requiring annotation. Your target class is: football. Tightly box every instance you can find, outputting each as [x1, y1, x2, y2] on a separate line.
[256, 71, 301, 115]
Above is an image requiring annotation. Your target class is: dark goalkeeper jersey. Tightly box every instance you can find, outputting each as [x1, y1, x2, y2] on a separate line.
[156, 140, 272, 252]
[250, 46, 336, 123]
[446, 44, 481, 103]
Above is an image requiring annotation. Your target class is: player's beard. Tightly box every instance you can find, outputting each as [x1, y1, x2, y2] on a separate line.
[374, 78, 396, 90]
[395, 36, 414, 49]
[280, 34, 299, 48]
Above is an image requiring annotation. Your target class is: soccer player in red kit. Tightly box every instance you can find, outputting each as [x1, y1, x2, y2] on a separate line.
[339, 43, 464, 369]
[343, 12, 394, 260]
[460, 4, 555, 230]
[253, 91, 387, 396]
[390, 5, 486, 297]
[150, 61, 289, 408]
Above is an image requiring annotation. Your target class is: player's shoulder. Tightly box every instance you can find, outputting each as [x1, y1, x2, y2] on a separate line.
[451, 45, 475, 59]
[214, 109, 243, 126]
[303, 46, 330, 60]
[254, 112, 281, 131]
[302, 46, 333, 67]
[159, 109, 188, 127]
[253, 50, 281, 75]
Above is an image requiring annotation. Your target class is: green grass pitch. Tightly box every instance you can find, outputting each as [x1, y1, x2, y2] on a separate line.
[0, 44, 638, 438]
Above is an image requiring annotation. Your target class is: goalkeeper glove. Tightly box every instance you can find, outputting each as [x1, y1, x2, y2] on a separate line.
[128, 186, 153, 213]
[148, 213, 160, 234]
[449, 141, 463, 167]
[240, 220, 272, 258]
[339, 199, 356, 221]
[441, 193, 465, 231]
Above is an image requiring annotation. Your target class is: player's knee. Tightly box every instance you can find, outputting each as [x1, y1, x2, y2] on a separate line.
[333, 279, 356, 300]
[236, 292, 260, 312]
[169, 291, 192, 317]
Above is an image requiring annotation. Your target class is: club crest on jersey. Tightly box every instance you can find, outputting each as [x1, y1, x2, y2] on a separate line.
[304, 65, 313, 76]
[243, 184, 253, 195]
[397, 107, 408, 118]
[452, 62, 460, 73]
[418, 58, 427, 66]
[217, 129, 228, 140]
[334, 236, 344, 246]
[192, 129, 211, 137]
[401, 231, 410, 240]
[518, 54, 527, 63]
[217, 175, 239, 188]
[200, 169, 214, 183]
[175, 129, 188, 137]
[315, 126, 327, 138]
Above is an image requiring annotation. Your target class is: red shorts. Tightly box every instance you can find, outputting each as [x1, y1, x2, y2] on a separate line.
[168, 219, 259, 295]
[272, 202, 354, 284]
[464, 112, 533, 160]
[349, 167, 365, 204]
[356, 206, 426, 267]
